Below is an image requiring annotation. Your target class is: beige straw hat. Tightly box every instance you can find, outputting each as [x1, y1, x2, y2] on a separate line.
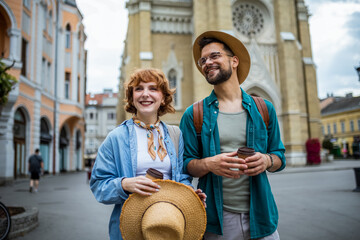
[192, 30, 251, 85]
[120, 180, 207, 240]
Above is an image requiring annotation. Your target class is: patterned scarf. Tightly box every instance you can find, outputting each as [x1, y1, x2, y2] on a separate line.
[133, 117, 167, 161]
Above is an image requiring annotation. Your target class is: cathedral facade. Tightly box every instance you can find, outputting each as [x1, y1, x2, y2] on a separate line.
[118, 0, 321, 166]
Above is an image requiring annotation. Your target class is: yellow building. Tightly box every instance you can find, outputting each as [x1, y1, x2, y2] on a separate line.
[0, 0, 87, 184]
[321, 94, 360, 157]
[118, 0, 321, 166]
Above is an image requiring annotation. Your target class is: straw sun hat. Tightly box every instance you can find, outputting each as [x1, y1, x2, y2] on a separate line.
[192, 30, 251, 85]
[120, 180, 207, 240]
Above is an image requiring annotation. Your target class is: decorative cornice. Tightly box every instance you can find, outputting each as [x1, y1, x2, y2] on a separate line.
[151, 15, 192, 34]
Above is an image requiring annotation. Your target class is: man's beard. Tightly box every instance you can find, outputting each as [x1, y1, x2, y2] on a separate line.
[205, 65, 232, 85]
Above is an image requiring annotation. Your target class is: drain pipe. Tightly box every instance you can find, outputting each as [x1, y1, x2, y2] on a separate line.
[52, 0, 59, 175]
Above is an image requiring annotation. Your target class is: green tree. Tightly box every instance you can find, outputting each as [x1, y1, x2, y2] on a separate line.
[0, 60, 17, 106]
[322, 138, 333, 151]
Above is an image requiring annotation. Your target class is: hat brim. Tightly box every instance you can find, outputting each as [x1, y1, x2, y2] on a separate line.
[120, 180, 207, 240]
[193, 31, 251, 85]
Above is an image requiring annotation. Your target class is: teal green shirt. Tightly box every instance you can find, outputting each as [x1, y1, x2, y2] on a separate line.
[180, 88, 286, 239]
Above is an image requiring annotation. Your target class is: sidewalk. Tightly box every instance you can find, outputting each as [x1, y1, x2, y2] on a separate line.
[0, 172, 112, 240]
[279, 159, 360, 174]
[269, 160, 360, 240]
[0, 160, 359, 239]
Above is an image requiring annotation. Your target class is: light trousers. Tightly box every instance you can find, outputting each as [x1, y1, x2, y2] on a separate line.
[204, 210, 280, 240]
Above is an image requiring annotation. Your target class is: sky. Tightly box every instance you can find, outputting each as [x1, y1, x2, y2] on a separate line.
[76, 0, 360, 99]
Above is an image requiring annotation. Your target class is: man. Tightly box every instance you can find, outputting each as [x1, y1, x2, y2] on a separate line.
[180, 31, 286, 239]
[28, 149, 44, 193]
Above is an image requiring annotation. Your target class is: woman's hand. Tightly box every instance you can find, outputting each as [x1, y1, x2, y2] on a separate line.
[121, 176, 161, 196]
[195, 189, 207, 208]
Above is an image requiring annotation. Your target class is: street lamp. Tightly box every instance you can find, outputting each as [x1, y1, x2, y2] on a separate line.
[355, 63, 360, 82]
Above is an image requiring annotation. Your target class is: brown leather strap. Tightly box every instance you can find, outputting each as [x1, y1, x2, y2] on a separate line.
[193, 100, 203, 134]
[193, 100, 204, 157]
[251, 96, 269, 129]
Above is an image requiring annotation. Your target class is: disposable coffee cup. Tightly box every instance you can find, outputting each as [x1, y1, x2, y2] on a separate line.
[237, 147, 255, 159]
[145, 168, 163, 180]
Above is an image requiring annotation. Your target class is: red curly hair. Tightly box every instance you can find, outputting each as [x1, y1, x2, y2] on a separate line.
[124, 68, 175, 116]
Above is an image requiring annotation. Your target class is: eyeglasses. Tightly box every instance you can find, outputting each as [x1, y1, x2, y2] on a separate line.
[197, 52, 233, 67]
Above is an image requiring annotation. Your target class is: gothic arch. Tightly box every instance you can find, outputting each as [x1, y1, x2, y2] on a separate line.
[162, 46, 183, 109]
[243, 83, 281, 113]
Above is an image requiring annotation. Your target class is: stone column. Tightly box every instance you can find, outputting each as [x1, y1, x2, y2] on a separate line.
[7, 28, 21, 62]
[274, 0, 308, 165]
[139, 1, 152, 68]
[296, 0, 321, 139]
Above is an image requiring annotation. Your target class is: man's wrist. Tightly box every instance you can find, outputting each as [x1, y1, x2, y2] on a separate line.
[266, 153, 274, 171]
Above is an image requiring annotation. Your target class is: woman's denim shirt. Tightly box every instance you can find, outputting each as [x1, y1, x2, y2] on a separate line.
[90, 119, 191, 240]
[180, 89, 286, 239]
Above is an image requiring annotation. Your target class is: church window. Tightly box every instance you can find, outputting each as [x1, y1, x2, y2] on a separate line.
[350, 120, 354, 132]
[65, 72, 70, 99]
[232, 2, 265, 37]
[21, 38, 28, 76]
[340, 121, 345, 133]
[168, 69, 179, 107]
[65, 24, 71, 49]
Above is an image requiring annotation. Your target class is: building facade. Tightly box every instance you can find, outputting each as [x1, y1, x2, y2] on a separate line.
[321, 94, 360, 157]
[117, 0, 322, 166]
[0, 0, 87, 184]
[85, 89, 118, 156]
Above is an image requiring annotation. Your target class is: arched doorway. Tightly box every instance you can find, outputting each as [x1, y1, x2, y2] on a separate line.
[13, 109, 26, 178]
[75, 130, 82, 171]
[59, 126, 69, 172]
[40, 117, 52, 174]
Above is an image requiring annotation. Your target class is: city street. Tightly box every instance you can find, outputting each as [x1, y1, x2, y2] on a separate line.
[0, 160, 359, 240]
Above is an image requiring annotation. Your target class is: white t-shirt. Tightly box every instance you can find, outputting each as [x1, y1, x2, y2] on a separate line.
[134, 124, 171, 179]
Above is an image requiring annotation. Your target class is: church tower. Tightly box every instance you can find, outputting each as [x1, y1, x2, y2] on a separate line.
[118, 0, 321, 166]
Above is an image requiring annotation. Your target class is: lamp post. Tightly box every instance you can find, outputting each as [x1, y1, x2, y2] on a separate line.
[355, 63, 360, 82]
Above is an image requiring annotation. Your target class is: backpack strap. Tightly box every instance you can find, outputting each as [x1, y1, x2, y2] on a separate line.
[251, 96, 269, 130]
[167, 124, 181, 158]
[193, 100, 203, 157]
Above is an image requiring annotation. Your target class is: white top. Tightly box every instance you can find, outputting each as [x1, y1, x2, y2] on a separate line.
[134, 124, 171, 180]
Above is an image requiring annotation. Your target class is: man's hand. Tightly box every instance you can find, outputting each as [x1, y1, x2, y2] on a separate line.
[121, 176, 160, 196]
[206, 152, 248, 178]
[243, 152, 270, 176]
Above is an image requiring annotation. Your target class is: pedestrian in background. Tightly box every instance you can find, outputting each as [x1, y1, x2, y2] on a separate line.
[90, 68, 206, 240]
[180, 31, 286, 239]
[28, 148, 44, 193]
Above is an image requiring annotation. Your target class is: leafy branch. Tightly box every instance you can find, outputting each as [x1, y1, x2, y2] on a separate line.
[0, 60, 18, 105]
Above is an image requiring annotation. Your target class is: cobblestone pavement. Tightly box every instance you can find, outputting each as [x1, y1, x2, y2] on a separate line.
[0, 160, 359, 240]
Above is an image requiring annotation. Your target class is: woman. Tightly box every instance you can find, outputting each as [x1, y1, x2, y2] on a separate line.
[90, 68, 206, 240]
